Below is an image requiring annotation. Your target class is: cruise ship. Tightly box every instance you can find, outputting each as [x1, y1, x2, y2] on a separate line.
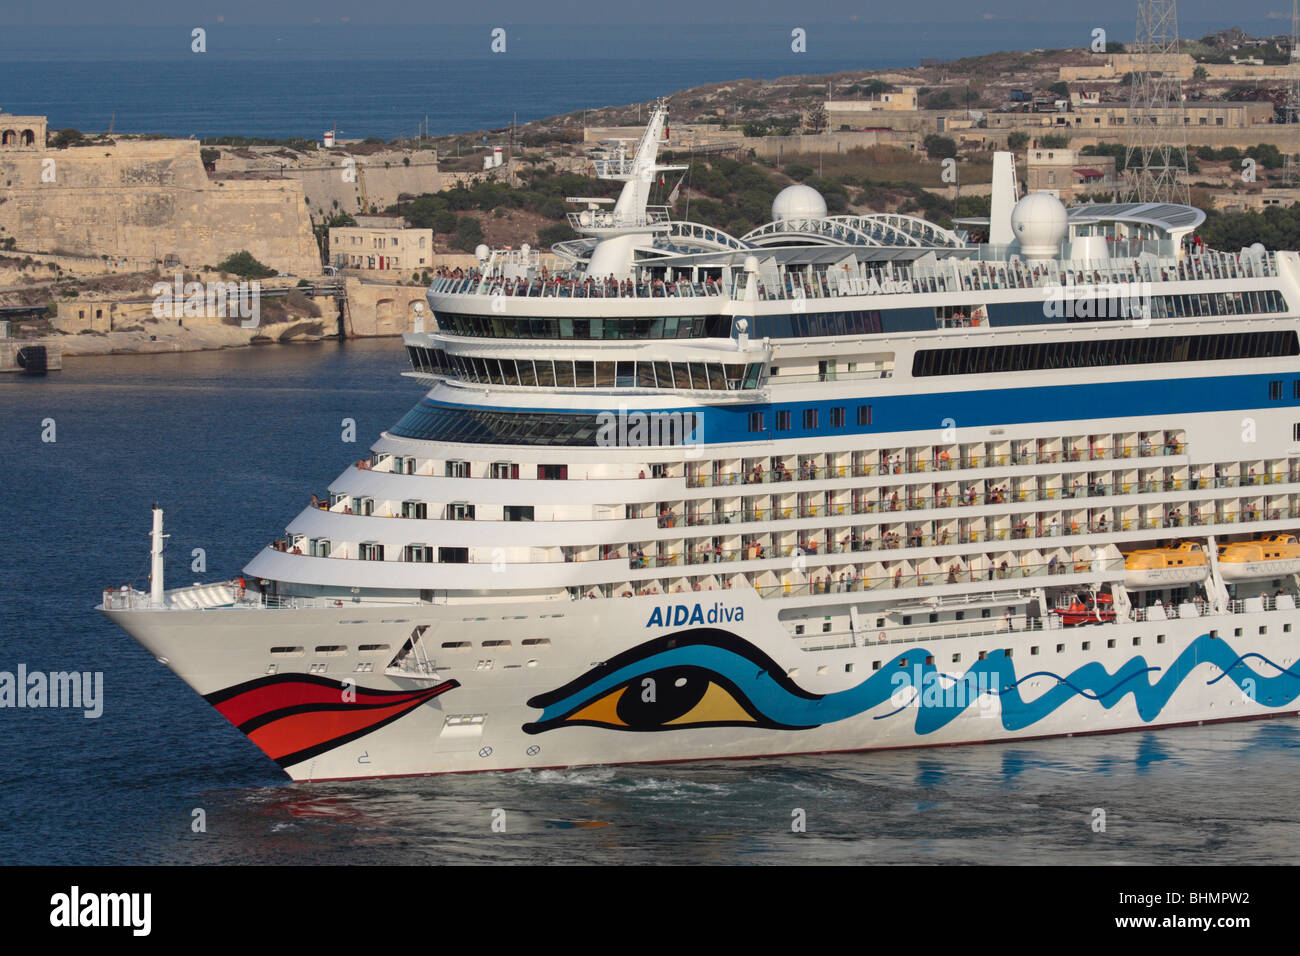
[104, 102, 1300, 781]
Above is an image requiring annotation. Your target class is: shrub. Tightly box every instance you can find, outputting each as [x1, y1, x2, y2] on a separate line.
[216, 251, 276, 279]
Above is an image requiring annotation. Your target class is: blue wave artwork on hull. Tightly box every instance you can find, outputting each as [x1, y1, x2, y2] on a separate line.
[521, 628, 1300, 735]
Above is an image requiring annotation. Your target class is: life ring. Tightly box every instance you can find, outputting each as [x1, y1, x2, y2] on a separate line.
[877, 630, 887, 643]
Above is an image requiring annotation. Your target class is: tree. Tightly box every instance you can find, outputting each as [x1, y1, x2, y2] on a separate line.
[537, 222, 576, 247]
[1247, 143, 1285, 170]
[804, 103, 828, 133]
[452, 216, 483, 251]
[1193, 65, 1209, 82]
[784, 162, 814, 181]
[925, 90, 958, 111]
[922, 135, 958, 160]
[1048, 81, 1070, 99]
[857, 79, 896, 97]
[216, 251, 276, 279]
[1007, 131, 1030, 150]
[49, 128, 87, 149]
[742, 122, 769, 138]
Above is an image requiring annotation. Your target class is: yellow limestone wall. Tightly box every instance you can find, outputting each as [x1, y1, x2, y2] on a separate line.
[0, 139, 321, 275]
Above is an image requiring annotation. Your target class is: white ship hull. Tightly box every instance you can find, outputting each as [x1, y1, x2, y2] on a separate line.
[108, 594, 1300, 781]
[99, 104, 1300, 782]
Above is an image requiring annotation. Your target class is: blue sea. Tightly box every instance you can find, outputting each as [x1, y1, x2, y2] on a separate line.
[2, 341, 1300, 865]
[0, 18, 1287, 140]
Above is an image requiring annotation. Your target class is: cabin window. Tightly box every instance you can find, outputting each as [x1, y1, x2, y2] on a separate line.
[830, 407, 846, 427]
[775, 411, 791, 431]
[538, 464, 568, 480]
[1270, 380, 1283, 400]
[952, 653, 962, 663]
[857, 405, 873, 426]
[748, 412, 765, 433]
[1107, 639, 1116, 648]
[804, 408, 820, 429]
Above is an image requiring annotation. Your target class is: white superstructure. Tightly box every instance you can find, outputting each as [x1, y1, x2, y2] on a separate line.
[105, 102, 1300, 781]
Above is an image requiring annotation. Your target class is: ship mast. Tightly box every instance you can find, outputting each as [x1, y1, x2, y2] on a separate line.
[569, 99, 686, 280]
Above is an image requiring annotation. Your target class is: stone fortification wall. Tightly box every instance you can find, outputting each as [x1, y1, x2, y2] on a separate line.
[0, 139, 321, 275]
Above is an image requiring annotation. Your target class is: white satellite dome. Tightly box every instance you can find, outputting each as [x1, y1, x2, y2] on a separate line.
[1010, 192, 1068, 259]
[772, 184, 828, 222]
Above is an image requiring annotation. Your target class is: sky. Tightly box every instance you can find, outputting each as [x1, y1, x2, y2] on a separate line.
[0, 0, 1290, 27]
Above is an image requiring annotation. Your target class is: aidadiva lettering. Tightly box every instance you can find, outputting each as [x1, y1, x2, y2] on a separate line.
[646, 602, 745, 628]
[49, 886, 151, 936]
[0, 665, 102, 718]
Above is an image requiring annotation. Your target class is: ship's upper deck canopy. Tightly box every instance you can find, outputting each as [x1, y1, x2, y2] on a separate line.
[428, 101, 1233, 306]
[1067, 201, 1207, 232]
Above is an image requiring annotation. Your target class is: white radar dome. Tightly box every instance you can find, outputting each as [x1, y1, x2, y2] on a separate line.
[772, 184, 828, 222]
[1010, 192, 1068, 259]
[474, 244, 490, 262]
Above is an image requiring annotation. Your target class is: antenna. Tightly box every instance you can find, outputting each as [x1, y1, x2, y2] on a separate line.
[1286, 0, 1300, 184]
[1122, 0, 1191, 205]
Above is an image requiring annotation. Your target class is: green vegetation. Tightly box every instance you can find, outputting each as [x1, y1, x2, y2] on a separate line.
[216, 251, 276, 279]
[200, 135, 318, 152]
[1081, 143, 1128, 172]
[922, 135, 958, 160]
[1040, 133, 1069, 149]
[1200, 205, 1300, 250]
[1007, 131, 1030, 150]
[923, 90, 958, 111]
[537, 222, 576, 247]
[843, 79, 897, 97]
[452, 217, 483, 251]
[49, 128, 88, 149]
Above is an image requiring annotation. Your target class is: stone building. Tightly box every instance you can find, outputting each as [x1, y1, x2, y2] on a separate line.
[1024, 147, 1118, 202]
[330, 220, 435, 274]
[0, 112, 46, 149]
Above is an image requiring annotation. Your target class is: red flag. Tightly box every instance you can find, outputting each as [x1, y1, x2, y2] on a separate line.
[665, 125, 670, 138]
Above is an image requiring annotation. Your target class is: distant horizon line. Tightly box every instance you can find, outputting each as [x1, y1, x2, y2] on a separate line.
[0, 18, 1283, 28]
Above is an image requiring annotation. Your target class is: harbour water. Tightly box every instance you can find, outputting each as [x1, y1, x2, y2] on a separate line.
[0, 19, 1284, 140]
[2, 340, 1299, 865]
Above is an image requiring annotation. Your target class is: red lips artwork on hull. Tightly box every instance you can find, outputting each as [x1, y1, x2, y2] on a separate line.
[205, 674, 459, 768]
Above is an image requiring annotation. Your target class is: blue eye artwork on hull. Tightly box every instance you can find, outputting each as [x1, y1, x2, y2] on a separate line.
[521, 629, 1300, 735]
